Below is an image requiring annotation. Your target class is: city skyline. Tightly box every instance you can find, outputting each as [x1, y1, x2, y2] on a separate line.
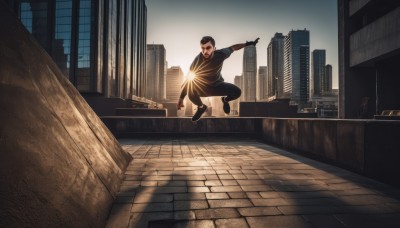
[146, 0, 338, 88]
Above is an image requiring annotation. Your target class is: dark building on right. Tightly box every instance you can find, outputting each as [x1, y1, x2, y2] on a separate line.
[338, 0, 400, 119]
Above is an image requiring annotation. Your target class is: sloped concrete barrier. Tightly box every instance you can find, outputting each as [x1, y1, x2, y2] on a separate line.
[0, 3, 131, 227]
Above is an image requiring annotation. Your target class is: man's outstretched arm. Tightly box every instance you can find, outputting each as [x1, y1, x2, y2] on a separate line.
[230, 38, 260, 51]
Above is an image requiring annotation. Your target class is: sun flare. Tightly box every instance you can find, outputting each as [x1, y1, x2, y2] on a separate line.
[186, 71, 196, 80]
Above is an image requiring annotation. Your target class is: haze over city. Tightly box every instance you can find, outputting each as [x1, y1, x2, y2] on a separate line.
[147, 0, 339, 88]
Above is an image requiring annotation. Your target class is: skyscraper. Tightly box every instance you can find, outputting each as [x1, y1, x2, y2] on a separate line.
[166, 66, 184, 102]
[299, 45, 310, 106]
[311, 49, 326, 97]
[323, 64, 332, 94]
[210, 97, 224, 117]
[283, 29, 310, 109]
[267, 33, 285, 98]
[243, 46, 257, 101]
[146, 44, 166, 101]
[12, 0, 147, 100]
[233, 75, 243, 115]
[258, 66, 268, 100]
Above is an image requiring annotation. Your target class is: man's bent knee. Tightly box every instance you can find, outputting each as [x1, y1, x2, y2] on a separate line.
[232, 87, 241, 99]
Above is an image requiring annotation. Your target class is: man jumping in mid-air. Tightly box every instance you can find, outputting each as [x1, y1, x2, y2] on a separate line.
[177, 36, 259, 121]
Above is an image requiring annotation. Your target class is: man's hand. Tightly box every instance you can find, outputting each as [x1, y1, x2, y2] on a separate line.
[177, 98, 184, 110]
[245, 38, 260, 46]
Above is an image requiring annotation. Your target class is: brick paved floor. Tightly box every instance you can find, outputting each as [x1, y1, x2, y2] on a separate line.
[106, 137, 400, 228]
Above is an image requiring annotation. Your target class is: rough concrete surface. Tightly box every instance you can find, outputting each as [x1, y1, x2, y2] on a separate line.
[0, 3, 131, 227]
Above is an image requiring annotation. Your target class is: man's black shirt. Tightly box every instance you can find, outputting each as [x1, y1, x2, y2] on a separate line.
[180, 47, 233, 99]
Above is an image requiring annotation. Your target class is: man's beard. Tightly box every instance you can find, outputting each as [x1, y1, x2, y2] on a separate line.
[203, 52, 213, 59]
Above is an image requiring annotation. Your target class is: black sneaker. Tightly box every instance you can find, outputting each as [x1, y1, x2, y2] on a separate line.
[221, 97, 230, 115]
[191, 105, 208, 122]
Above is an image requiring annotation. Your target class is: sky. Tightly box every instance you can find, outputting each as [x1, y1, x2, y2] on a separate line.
[146, 0, 339, 89]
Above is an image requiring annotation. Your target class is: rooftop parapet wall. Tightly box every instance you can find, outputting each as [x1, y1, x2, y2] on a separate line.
[0, 3, 131, 227]
[102, 116, 400, 187]
[261, 118, 400, 187]
[101, 117, 263, 137]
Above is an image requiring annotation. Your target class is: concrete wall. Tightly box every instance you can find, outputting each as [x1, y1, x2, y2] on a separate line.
[364, 121, 400, 186]
[101, 114, 400, 187]
[376, 55, 400, 111]
[350, 6, 400, 66]
[115, 108, 167, 117]
[239, 101, 317, 118]
[261, 118, 400, 187]
[349, 0, 371, 16]
[101, 117, 263, 137]
[339, 0, 400, 118]
[0, 4, 131, 227]
[83, 95, 131, 116]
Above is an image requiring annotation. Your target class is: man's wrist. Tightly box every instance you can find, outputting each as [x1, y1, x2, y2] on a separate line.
[245, 41, 256, 46]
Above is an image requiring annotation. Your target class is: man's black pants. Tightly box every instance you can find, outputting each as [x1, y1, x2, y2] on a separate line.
[186, 81, 241, 106]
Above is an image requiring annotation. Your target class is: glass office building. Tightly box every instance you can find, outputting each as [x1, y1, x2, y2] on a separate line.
[283, 29, 310, 109]
[243, 46, 257, 102]
[267, 33, 285, 99]
[311, 49, 326, 97]
[10, 0, 147, 99]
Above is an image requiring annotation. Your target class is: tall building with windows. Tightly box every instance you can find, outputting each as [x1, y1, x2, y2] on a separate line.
[166, 66, 184, 102]
[311, 49, 326, 97]
[283, 29, 310, 109]
[232, 75, 243, 115]
[299, 45, 310, 107]
[323, 64, 332, 94]
[10, 0, 147, 101]
[146, 44, 166, 101]
[234, 75, 243, 89]
[258, 66, 268, 100]
[243, 46, 257, 101]
[267, 33, 285, 98]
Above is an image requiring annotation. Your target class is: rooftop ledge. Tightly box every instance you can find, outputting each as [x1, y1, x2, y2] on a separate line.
[101, 116, 400, 187]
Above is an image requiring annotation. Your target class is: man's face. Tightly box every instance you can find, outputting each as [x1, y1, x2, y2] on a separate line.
[201, 41, 215, 59]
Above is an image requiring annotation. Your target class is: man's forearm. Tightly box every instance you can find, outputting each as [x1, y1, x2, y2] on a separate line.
[230, 43, 246, 51]
[230, 38, 260, 51]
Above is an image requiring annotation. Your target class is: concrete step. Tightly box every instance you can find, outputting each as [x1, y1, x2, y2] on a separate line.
[115, 108, 167, 117]
[101, 117, 263, 137]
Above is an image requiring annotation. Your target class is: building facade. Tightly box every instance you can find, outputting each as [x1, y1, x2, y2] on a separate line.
[166, 66, 184, 102]
[243, 46, 257, 101]
[146, 44, 166, 101]
[232, 75, 243, 115]
[283, 29, 310, 109]
[267, 33, 285, 98]
[257, 66, 268, 100]
[310, 91, 338, 118]
[210, 97, 225, 117]
[323, 64, 332, 95]
[338, 0, 400, 118]
[311, 49, 326, 97]
[10, 0, 147, 100]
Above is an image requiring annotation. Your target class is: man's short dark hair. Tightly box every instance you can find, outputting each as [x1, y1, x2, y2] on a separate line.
[201, 36, 215, 46]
